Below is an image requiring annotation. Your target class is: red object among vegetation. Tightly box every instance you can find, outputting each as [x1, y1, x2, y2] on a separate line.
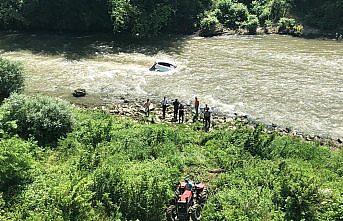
[179, 190, 192, 202]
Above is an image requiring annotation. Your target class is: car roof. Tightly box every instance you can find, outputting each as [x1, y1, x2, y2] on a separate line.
[156, 60, 176, 66]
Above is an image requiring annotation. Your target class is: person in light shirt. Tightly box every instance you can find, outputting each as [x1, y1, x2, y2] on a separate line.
[161, 96, 168, 119]
[143, 99, 151, 117]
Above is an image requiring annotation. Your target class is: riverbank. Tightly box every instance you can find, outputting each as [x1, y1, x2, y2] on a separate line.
[2, 105, 343, 220]
[74, 97, 343, 149]
[201, 25, 343, 41]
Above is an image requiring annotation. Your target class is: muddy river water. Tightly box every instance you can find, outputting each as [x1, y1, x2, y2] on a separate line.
[0, 33, 342, 139]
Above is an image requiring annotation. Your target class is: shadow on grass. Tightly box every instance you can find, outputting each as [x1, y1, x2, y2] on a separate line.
[0, 31, 188, 60]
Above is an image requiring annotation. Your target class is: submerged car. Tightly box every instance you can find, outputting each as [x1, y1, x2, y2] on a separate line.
[149, 60, 177, 72]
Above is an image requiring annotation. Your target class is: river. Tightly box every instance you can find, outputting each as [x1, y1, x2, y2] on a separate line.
[0, 32, 342, 139]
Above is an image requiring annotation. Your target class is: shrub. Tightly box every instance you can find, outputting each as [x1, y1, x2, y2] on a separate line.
[0, 138, 34, 192]
[251, 0, 271, 26]
[270, 0, 293, 22]
[0, 94, 73, 146]
[277, 17, 303, 36]
[0, 58, 24, 101]
[278, 17, 295, 33]
[243, 125, 275, 159]
[215, 0, 249, 29]
[93, 159, 180, 221]
[243, 14, 259, 34]
[274, 161, 321, 220]
[202, 186, 284, 220]
[200, 12, 223, 37]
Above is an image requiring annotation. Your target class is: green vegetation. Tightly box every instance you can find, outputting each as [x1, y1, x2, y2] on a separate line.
[214, 0, 249, 29]
[0, 95, 342, 220]
[0, 94, 73, 146]
[278, 17, 303, 36]
[0, 58, 24, 101]
[0, 138, 34, 193]
[199, 12, 223, 37]
[243, 14, 259, 34]
[0, 0, 342, 37]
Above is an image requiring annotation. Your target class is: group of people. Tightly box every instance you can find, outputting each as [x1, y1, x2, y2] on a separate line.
[143, 96, 212, 130]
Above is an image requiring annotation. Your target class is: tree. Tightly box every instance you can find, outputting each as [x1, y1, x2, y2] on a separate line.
[0, 0, 23, 29]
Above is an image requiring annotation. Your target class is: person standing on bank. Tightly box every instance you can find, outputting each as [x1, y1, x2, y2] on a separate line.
[194, 97, 200, 119]
[143, 99, 151, 117]
[161, 96, 169, 119]
[203, 105, 211, 131]
[173, 99, 180, 121]
[179, 103, 185, 124]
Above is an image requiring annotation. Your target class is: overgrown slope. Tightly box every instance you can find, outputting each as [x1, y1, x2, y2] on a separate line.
[1, 109, 342, 220]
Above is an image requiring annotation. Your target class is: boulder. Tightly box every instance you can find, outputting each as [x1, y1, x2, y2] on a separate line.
[73, 88, 86, 97]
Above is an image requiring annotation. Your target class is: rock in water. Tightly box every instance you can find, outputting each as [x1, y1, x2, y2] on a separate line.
[73, 89, 86, 97]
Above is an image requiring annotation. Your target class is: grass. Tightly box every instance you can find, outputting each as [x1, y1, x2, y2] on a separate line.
[0, 108, 342, 220]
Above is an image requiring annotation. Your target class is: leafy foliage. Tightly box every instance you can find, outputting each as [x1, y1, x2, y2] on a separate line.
[200, 12, 223, 37]
[0, 94, 73, 146]
[0, 0, 23, 29]
[243, 14, 260, 34]
[0, 58, 24, 101]
[0, 138, 34, 192]
[278, 17, 303, 36]
[21, 0, 112, 32]
[0, 108, 342, 220]
[0, 0, 342, 36]
[214, 0, 250, 29]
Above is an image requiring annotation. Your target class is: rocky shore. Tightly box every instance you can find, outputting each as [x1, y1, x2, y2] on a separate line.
[75, 97, 342, 149]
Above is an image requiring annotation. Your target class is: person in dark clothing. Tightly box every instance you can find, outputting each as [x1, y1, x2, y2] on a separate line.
[161, 96, 168, 119]
[179, 103, 185, 123]
[203, 106, 211, 131]
[194, 97, 200, 120]
[173, 99, 180, 121]
[184, 179, 193, 191]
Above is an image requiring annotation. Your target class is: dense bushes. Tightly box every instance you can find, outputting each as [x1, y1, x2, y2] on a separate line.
[0, 0, 112, 32]
[295, 0, 343, 31]
[0, 0, 23, 29]
[108, 0, 174, 38]
[214, 0, 249, 29]
[243, 14, 259, 34]
[108, 0, 212, 37]
[93, 160, 179, 221]
[0, 0, 211, 37]
[0, 109, 342, 220]
[201, 0, 298, 35]
[0, 94, 73, 146]
[0, 58, 24, 101]
[0, 138, 34, 192]
[0, 0, 341, 36]
[200, 13, 223, 37]
[278, 17, 303, 36]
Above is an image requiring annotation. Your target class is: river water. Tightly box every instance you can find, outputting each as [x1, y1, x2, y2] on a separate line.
[0, 33, 342, 138]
